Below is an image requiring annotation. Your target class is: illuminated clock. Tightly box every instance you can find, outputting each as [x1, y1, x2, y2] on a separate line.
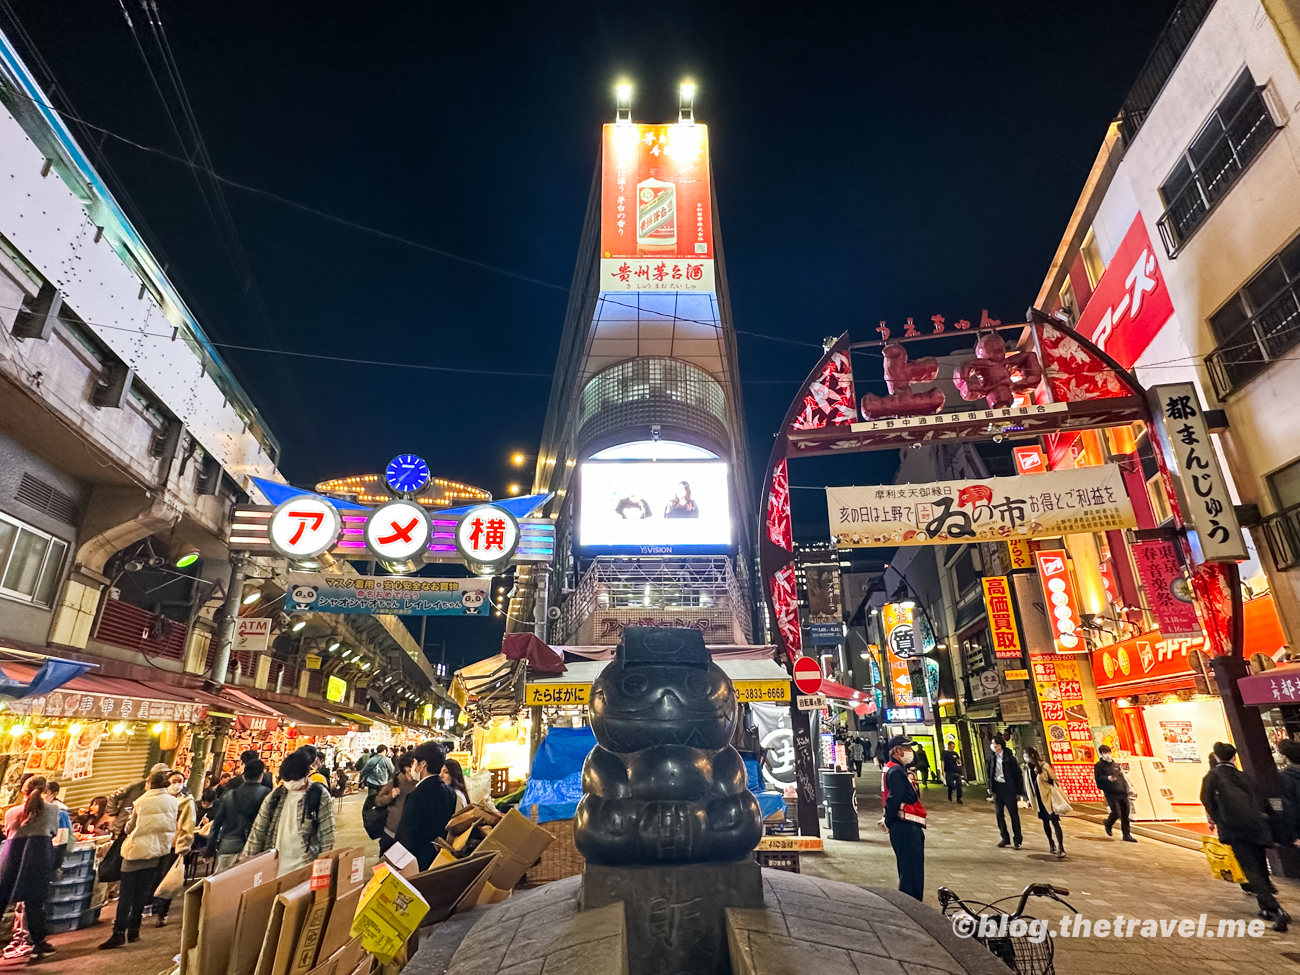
[384, 454, 430, 495]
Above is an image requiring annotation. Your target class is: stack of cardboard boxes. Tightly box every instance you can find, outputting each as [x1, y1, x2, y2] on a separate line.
[174, 807, 554, 975]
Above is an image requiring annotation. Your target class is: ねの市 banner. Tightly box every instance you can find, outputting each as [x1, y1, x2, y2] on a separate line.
[826, 466, 1136, 547]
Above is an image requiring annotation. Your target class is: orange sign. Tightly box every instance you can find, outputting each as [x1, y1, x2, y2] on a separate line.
[601, 123, 714, 292]
[981, 576, 1022, 659]
[881, 604, 918, 706]
[1035, 551, 1085, 654]
[1013, 445, 1048, 474]
[1031, 656, 1099, 800]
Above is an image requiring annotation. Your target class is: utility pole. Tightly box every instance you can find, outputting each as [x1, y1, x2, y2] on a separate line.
[210, 553, 246, 689]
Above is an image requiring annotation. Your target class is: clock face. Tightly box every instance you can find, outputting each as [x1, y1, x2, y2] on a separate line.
[385, 454, 430, 495]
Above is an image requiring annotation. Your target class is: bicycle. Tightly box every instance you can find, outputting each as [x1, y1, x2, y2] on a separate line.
[938, 883, 1078, 975]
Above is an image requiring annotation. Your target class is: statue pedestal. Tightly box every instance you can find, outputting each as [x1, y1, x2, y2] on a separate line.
[582, 860, 763, 975]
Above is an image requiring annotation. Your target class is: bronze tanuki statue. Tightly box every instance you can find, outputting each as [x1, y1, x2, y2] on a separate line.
[574, 627, 763, 865]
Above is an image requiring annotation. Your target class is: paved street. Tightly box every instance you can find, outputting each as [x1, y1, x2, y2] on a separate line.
[802, 768, 1300, 974]
[5, 794, 378, 975]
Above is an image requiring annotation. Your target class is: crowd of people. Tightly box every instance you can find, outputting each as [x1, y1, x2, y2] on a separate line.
[0, 737, 465, 959]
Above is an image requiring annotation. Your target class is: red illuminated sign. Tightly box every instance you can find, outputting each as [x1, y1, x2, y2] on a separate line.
[1013, 446, 1047, 475]
[1034, 552, 1084, 653]
[1076, 215, 1174, 370]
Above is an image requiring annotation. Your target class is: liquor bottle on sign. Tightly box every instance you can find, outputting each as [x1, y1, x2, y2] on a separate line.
[636, 174, 676, 251]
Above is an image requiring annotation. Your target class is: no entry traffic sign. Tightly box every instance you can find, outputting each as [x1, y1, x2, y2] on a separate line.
[792, 656, 823, 695]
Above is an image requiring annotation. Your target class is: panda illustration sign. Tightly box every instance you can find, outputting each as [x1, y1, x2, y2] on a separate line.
[286, 573, 490, 616]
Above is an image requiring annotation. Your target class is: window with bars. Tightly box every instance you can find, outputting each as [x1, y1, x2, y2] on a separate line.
[1206, 233, 1300, 396]
[0, 512, 67, 607]
[1156, 70, 1278, 255]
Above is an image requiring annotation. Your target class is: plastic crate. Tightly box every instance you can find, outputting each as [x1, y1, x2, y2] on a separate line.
[48, 877, 93, 900]
[55, 860, 93, 881]
[45, 905, 100, 934]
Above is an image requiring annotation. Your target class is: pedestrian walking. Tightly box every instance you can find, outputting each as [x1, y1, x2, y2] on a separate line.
[0, 776, 60, 959]
[241, 751, 335, 877]
[875, 738, 888, 769]
[441, 758, 470, 811]
[374, 753, 418, 854]
[105, 762, 169, 834]
[989, 736, 1025, 849]
[1201, 741, 1290, 931]
[881, 734, 926, 901]
[910, 746, 931, 786]
[1276, 739, 1300, 846]
[1023, 747, 1069, 858]
[240, 750, 274, 789]
[359, 745, 395, 798]
[1093, 745, 1136, 842]
[100, 769, 178, 949]
[208, 759, 271, 873]
[396, 741, 457, 871]
[148, 770, 196, 927]
[942, 742, 964, 803]
[849, 738, 865, 778]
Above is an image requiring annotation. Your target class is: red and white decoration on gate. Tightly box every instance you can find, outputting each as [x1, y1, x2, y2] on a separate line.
[268, 496, 342, 560]
[365, 499, 432, 562]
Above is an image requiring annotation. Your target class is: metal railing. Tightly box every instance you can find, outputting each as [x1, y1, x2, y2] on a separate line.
[1261, 504, 1300, 571]
[1118, 0, 1217, 144]
[1156, 87, 1277, 255]
[1205, 280, 1300, 397]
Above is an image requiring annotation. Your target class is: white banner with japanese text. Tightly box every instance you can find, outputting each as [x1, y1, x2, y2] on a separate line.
[827, 466, 1136, 547]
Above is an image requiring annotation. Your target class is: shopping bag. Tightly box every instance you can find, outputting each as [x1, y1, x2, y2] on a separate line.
[97, 834, 125, 883]
[153, 854, 186, 901]
[1202, 834, 1248, 884]
[1049, 784, 1073, 816]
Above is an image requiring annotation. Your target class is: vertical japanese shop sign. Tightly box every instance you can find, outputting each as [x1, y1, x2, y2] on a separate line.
[1032, 657, 1102, 801]
[882, 603, 918, 706]
[1148, 383, 1246, 563]
[1034, 552, 1084, 653]
[1130, 540, 1202, 639]
[600, 123, 714, 292]
[1006, 538, 1033, 571]
[982, 576, 1023, 660]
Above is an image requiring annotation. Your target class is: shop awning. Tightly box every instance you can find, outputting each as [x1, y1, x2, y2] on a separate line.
[524, 658, 792, 706]
[1, 666, 208, 724]
[1238, 663, 1300, 706]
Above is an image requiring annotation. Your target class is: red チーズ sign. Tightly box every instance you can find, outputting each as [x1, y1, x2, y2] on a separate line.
[1035, 552, 1084, 654]
[793, 656, 823, 695]
[600, 123, 714, 292]
[1013, 446, 1047, 475]
[1076, 215, 1174, 370]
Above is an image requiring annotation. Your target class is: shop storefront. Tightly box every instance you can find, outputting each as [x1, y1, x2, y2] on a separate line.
[1089, 594, 1287, 811]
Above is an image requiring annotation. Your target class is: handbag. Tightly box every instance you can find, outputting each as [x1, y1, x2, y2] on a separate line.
[361, 795, 387, 840]
[1050, 784, 1074, 817]
[153, 854, 187, 902]
[97, 833, 125, 883]
[1202, 834, 1248, 884]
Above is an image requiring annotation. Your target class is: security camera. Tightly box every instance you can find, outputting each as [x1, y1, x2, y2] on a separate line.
[651, 424, 661, 442]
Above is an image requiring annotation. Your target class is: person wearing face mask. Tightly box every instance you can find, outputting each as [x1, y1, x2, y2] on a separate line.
[147, 771, 196, 927]
[881, 735, 927, 901]
[395, 741, 457, 871]
[100, 770, 178, 949]
[241, 751, 335, 876]
[989, 735, 1025, 850]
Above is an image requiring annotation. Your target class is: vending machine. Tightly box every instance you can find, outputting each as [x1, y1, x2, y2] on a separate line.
[1121, 755, 1178, 821]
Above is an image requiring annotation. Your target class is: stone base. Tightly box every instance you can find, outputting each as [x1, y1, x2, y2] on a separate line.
[582, 861, 764, 975]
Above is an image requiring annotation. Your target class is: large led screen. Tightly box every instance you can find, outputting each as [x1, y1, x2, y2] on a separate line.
[578, 461, 731, 552]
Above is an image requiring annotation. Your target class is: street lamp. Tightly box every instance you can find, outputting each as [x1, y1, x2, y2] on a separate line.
[508, 484, 522, 495]
[615, 81, 632, 123]
[679, 81, 695, 123]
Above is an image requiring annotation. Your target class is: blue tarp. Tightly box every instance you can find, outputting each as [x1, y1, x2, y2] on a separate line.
[0, 658, 93, 701]
[522, 727, 596, 824]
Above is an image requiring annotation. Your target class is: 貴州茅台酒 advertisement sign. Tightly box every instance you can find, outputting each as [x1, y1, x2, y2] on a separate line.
[827, 466, 1136, 547]
[1076, 214, 1174, 370]
[600, 123, 714, 292]
[286, 574, 490, 616]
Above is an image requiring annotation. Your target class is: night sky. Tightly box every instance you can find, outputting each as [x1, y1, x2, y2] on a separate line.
[6, 2, 1178, 502]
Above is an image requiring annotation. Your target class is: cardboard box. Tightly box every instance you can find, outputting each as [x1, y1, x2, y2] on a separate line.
[182, 851, 280, 975]
[262, 881, 313, 975]
[317, 851, 370, 962]
[380, 842, 418, 879]
[405, 850, 498, 924]
[288, 858, 339, 975]
[228, 863, 314, 975]
[304, 937, 366, 975]
[349, 864, 430, 964]
[472, 807, 554, 892]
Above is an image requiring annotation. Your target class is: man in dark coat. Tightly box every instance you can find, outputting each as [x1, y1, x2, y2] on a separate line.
[208, 759, 272, 873]
[1094, 745, 1136, 842]
[396, 741, 457, 871]
[1276, 739, 1300, 846]
[1202, 741, 1289, 931]
[942, 742, 964, 803]
[989, 736, 1025, 849]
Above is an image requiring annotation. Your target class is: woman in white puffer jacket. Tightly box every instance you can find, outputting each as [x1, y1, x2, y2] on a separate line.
[100, 770, 178, 949]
